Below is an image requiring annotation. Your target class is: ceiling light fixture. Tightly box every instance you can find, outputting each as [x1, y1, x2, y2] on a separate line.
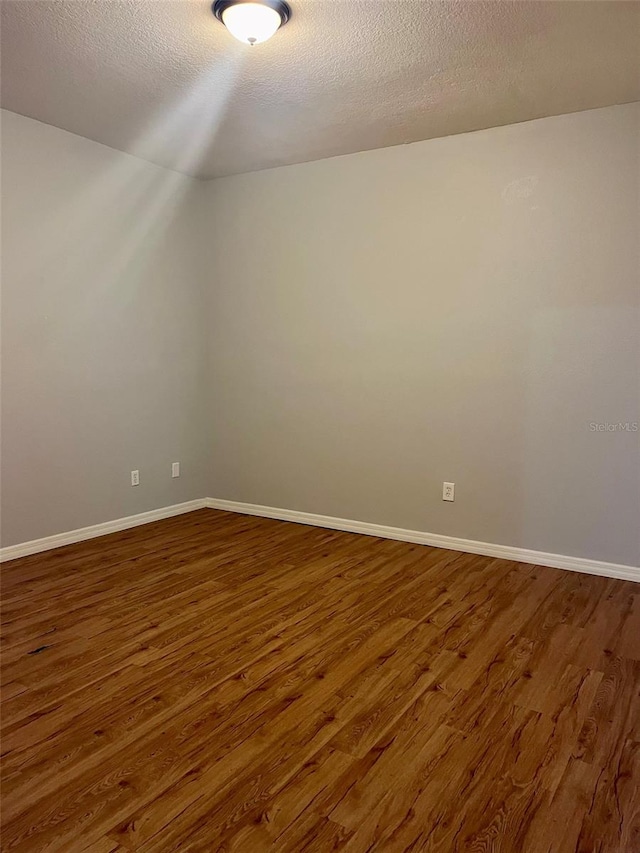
[212, 0, 291, 46]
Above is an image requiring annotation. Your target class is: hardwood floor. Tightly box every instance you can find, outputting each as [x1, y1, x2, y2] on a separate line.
[1, 509, 638, 852]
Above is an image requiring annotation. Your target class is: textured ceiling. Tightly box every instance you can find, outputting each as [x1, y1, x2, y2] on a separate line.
[1, 0, 639, 179]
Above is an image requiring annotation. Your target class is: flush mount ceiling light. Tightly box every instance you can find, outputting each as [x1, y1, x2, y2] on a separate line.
[212, 0, 291, 46]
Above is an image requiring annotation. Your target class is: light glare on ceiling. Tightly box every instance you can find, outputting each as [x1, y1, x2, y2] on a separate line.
[213, 0, 291, 46]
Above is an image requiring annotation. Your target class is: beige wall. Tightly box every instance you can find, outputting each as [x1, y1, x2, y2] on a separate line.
[2, 104, 638, 565]
[1, 110, 209, 546]
[201, 104, 640, 566]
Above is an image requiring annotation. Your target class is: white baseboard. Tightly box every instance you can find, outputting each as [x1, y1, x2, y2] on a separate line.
[205, 498, 640, 584]
[0, 499, 208, 562]
[3, 496, 638, 583]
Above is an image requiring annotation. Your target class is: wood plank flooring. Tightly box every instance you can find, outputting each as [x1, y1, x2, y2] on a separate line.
[1, 508, 638, 852]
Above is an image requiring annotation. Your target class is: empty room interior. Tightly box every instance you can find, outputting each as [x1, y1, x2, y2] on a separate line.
[1, 0, 639, 850]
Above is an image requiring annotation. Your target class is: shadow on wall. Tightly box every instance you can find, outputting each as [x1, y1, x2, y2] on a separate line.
[521, 305, 640, 564]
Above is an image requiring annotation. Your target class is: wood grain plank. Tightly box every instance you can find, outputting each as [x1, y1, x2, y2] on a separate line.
[1, 508, 637, 852]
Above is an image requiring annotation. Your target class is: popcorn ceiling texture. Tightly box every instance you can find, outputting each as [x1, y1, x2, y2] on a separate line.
[1, 0, 639, 179]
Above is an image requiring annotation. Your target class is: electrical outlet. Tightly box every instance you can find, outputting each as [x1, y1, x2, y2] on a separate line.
[172, 462, 180, 478]
[131, 470, 140, 487]
[443, 482, 455, 502]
